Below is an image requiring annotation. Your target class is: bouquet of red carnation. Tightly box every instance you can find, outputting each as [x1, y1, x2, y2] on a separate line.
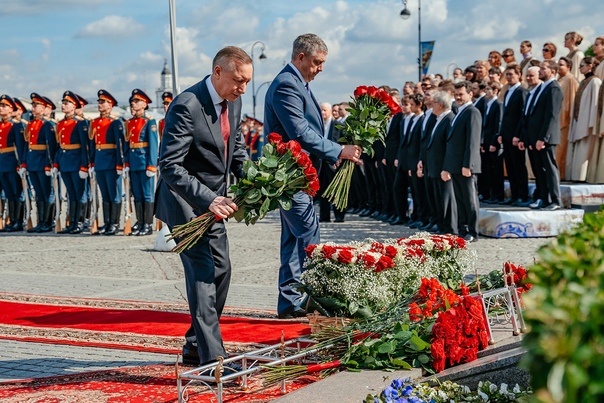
[169, 133, 319, 253]
[323, 85, 402, 210]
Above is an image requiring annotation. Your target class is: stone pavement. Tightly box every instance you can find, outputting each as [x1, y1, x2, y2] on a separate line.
[0, 210, 551, 392]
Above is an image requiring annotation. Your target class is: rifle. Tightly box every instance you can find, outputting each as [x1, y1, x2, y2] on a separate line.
[89, 172, 99, 235]
[0, 198, 4, 230]
[52, 171, 62, 233]
[123, 170, 132, 235]
[14, 148, 33, 230]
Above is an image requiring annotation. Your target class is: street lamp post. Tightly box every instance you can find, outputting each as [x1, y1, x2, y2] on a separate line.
[400, 0, 422, 82]
[251, 41, 267, 119]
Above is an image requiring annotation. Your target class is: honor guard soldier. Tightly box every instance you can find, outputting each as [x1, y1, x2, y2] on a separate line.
[22, 93, 58, 233]
[0, 95, 27, 232]
[158, 91, 173, 141]
[12, 98, 28, 128]
[125, 89, 158, 236]
[89, 90, 125, 235]
[74, 93, 94, 227]
[54, 91, 90, 234]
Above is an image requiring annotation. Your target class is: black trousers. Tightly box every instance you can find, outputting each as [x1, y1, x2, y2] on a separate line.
[488, 148, 505, 201]
[451, 174, 479, 237]
[409, 171, 430, 223]
[533, 145, 561, 205]
[502, 141, 528, 201]
[438, 176, 458, 234]
[393, 169, 410, 219]
[181, 221, 231, 365]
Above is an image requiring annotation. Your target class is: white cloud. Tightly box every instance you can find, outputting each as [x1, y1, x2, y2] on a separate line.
[76, 15, 144, 39]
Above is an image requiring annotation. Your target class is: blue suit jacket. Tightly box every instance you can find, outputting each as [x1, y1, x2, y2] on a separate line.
[264, 64, 341, 171]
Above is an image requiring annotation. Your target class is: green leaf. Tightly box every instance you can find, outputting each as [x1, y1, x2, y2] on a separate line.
[390, 358, 412, 369]
[244, 188, 262, 204]
[262, 143, 274, 156]
[246, 165, 258, 181]
[262, 156, 279, 168]
[274, 169, 287, 182]
[232, 207, 245, 223]
[378, 340, 396, 354]
[417, 354, 431, 364]
[279, 197, 292, 210]
[259, 196, 271, 218]
[409, 335, 430, 351]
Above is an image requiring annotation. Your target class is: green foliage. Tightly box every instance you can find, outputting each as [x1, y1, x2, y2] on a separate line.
[343, 321, 434, 373]
[521, 208, 604, 403]
[584, 44, 595, 57]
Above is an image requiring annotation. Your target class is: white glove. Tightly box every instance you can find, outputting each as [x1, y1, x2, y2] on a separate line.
[146, 169, 156, 178]
[18, 168, 27, 178]
[45, 169, 52, 177]
[51, 167, 58, 176]
[89, 167, 95, 176]
[79, 170, 88, 179]
[123, 166, 130, 174]
[117, 169, 123, 176]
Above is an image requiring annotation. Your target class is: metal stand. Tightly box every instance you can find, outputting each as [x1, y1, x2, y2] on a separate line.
[177, 337, 321, 403]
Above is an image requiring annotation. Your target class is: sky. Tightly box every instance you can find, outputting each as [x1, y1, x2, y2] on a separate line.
[1, 0, 603, 120]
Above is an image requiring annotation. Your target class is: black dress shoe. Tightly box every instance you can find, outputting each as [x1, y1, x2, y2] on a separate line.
[390, 217, 404, 225]
[419, 222, 433, 231]
[182, 344, 200, 366]
[278, 308, 307, 319]
[359, 209, 373, 217]
[511, 198, 525, 207]
[542, 203, 561, 211]
[319, 218, 331, 223]
[334, 218, 345, 223]
[428, 224, 440, 233]
[499, 198, 514, 205]
[463, 234, 477, 242]
[409, 221, 424, 229]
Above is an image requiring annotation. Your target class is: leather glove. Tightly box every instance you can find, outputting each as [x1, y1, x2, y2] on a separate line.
[18, 168, 27, 179]
[146, 169, 156, 178]
[89, 167, 95, 176]
[79, 170, 89, 179]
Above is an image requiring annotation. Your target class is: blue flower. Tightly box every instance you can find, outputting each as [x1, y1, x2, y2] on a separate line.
[401, 385, 414, 397]
[391, 378, 405, 389]
[383, 386, 400, 399]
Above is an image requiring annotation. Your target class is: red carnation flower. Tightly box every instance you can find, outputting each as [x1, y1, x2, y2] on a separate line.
[353, 85, 368, 98]
[321, 245, 337, 259]
[305, 244, 317, 257]
[384, 245, 398, 258]
[276, 142, 287, 155]
[286, 140, 302, 156]
[337, 249, 354, 264]
[360, 253, 376, 268]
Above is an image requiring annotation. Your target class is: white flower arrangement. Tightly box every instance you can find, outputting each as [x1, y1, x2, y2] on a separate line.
[301, 233, 476, 318]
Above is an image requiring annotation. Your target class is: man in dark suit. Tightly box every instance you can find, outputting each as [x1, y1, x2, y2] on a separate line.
[264, 33, 360, 319]
[380, 93, 403, 223]
[418, 89, 438, 230]
[424, 91, 456, 234]
[442, 81, 482, 242]
[519, 60, 563, 210]
[317, 102, 345, 222]
[472, 81, 489, 200]
[498, 64, 529, 205]
[155, 46, 251, 367]
[483, 82, 504, 203]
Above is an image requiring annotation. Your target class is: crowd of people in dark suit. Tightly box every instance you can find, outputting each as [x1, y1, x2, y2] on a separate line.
[318, 33, 604, 243]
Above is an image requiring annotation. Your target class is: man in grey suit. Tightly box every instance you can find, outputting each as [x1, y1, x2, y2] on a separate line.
[441, 81, 482, 242]
[519, 60, 563, 210]
[155, 46, 251, 366]
[264, 33, 360, 319]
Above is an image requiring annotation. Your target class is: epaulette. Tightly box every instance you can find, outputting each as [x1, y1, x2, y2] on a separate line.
[75, 115, 84, 121]
[21, 119, 28, 125]
[145, 114, 154, 120]
[109, 114, 118, 120]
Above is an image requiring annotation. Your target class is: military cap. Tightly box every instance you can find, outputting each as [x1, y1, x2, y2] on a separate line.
[75, 94, 89, 107]
[97, 89, 118, 107]
[30, 92, 53, 109]
[0, 94, 17, 111]
[62, 90, 82, 109]
[161, 91, 173, 103]
[129, 89, 152, 109]
[13, 97, 27, 113]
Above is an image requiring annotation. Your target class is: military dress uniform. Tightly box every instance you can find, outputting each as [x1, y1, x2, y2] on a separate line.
[0, 95, 26, 232]
[22, 93, 58, 233]
[74, 93, 94, 226]
[54, 91, 90, 234]
[158, 91, 173, 142]
[89, 90, 125, 235]
[125, 89, 158, 236]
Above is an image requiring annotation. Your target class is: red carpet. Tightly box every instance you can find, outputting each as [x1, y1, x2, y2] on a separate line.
[0, 364, 318, 402]
[0, 299, 310, 354]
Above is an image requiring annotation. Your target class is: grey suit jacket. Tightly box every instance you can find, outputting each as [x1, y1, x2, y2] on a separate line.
[155, 77, 247, 227]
